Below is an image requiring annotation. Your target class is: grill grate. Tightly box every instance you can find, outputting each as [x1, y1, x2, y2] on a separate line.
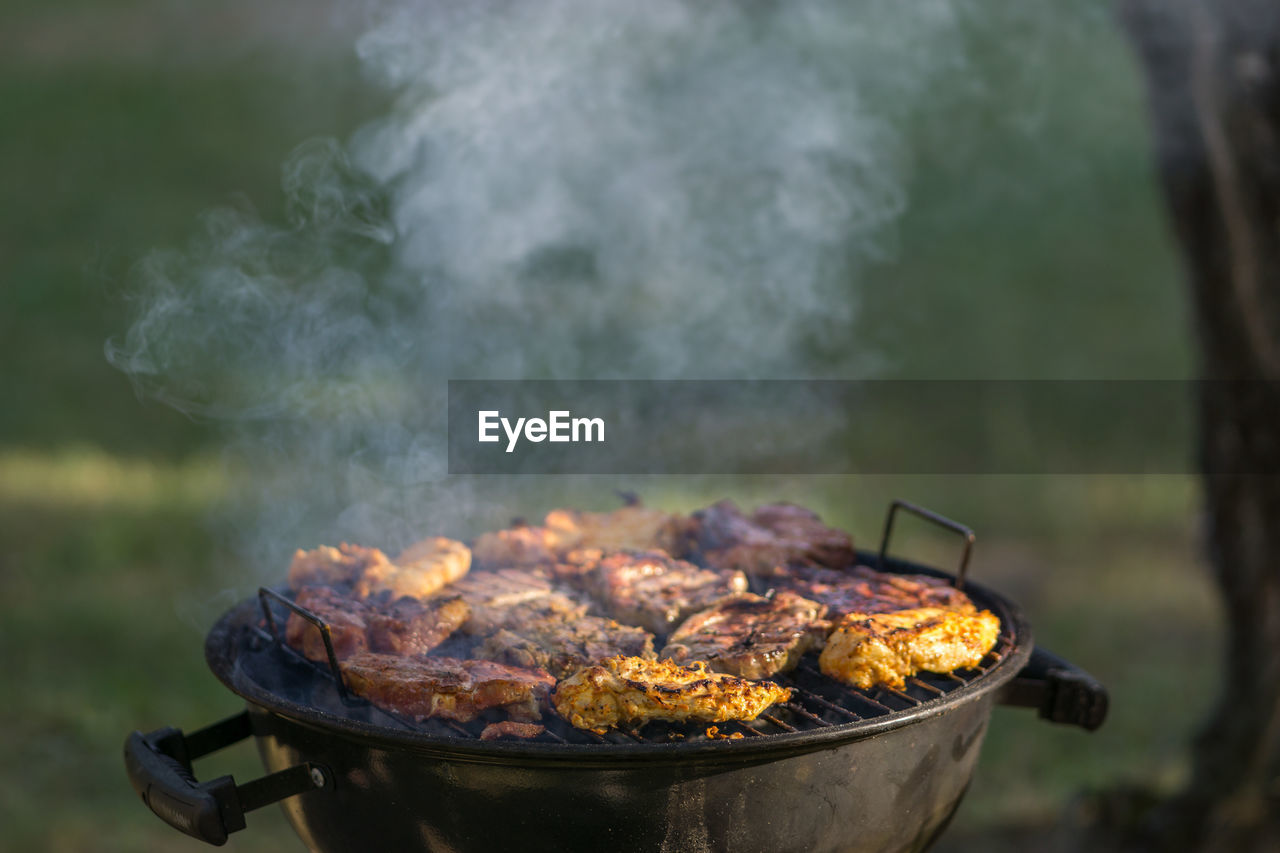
[252, 585, 1014, 747]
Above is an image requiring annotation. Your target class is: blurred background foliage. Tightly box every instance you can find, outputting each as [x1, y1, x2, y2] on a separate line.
[0, 1, 1214, 850]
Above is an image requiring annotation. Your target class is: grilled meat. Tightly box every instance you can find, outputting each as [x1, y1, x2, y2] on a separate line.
[285, 586, 469, 662]
[354, 536, 471, 600]
[690, 501, 854, 576]
[471, 506, 693, 571]
[285, 586, 371, 661]
[778, 565, 977, 622]
[552, 655, 791, 733]
[448, 568, 588, 636]
[479, 721, 546, 741]
[661, 592, 828, 680]
[340, 652, 555, 722]
[588, 550, 748, 636]
[366, 595, 471, 657]
[818, 607, 1001, 689]
[477, 614, 655, 679]
[288, 543, 392, 591]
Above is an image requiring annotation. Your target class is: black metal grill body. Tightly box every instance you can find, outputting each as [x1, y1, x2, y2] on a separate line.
[126, 533, 1108, 851]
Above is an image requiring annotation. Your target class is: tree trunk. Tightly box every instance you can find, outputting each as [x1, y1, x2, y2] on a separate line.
[1120, 1, 1280, 850]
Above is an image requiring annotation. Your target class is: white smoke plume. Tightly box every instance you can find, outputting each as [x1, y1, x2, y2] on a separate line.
[107, 0, 1073, 568]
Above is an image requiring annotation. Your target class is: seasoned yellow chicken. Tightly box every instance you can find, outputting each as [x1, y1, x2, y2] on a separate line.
[552, 655, 791, 733]
[818, 607, 1000, 689]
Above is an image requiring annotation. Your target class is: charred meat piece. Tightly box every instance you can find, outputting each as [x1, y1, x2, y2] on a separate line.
[448, 568, 588, 636]
[285, 586, 371, 662]
[553, 655, 791, 733]
[589, 551, 748, 636]
[690, 501, 854, 576]
[340, 652, 555, 722]
[779, 565, 978, 622]
[818, 607, 1001, 689]
[354, 536, 471, 601]
[661, 592, 829, 680]
[366, 595, 471, 657]
[285, 587, 469, 663]
[471, 506, 693, 571]
[479, 721, 547, 741]
[477, 614, 655, 679]
[288, 543, 392, 591]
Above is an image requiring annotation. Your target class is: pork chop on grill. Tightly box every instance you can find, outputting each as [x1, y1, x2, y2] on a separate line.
[660, 592, 828, 680]
[477, 613, 656, 679]
[288, 543, 392, 591]
[586, 550, 748, 636]
[689, 500, 855, 576]
[285, 586, 470, 662]
[552, 655, 792, 733]
[354, 536, 471, 600]
[818, 607, 1001, 689]
[340, 652, 555, 722]
[447, 568, 589, 636]
[471, 505, 693, 570]
[778, 565, 978, 622]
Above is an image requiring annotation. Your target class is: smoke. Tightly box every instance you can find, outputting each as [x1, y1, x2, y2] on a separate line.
[107, 0, 1070, 569]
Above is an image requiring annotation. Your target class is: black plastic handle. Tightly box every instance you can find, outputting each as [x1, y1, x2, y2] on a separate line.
[1000, 646, 1110, 731]
[124, 711, 328, 846]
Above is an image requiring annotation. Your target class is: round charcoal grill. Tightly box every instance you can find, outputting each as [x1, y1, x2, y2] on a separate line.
[125, 501, 1109, 853]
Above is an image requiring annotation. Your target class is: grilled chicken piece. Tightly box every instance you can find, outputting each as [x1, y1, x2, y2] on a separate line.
[354, 536, 471, 600]
[778, 565, 977, 622]
[690, 500, 854, 576]
[287, 543, 392, 591]
[285, 586, 470, 662]
[477, 614, 656, 679]
[818, 607, 1001, 689]
[340, 652, 555, 722]
[448, 568, 589, 636]
[471, 506, 693, 571]
[661, 592, 829, 680]
[588, 551, 748, 636]
[553, 656, 791, 733]
[285, 586, 371, 662]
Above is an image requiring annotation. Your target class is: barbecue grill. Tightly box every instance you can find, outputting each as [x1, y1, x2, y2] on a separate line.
[124, 501, 1108, 852]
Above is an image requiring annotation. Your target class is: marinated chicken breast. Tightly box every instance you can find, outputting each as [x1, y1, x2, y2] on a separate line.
[285, 586, 469, 662]
[690, 501, 855, 576]
[477, 614, 655, 679]
[588, 551, 749, 636]
[818, 607, 1001, 689]
[661, 592, 828, 680]
[553, 656, 791, 733]
[340, 652, 555, 722]
[354, 536, 471, 600]
[779, 565, 978, 622]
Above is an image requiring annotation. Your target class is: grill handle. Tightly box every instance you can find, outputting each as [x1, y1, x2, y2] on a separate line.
[877, 499, 975, 589]
[124, 710, 329, 846]
[1000, 646, 1109, 731]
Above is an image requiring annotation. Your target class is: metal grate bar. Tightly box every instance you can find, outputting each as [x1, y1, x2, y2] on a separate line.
[782, 701, 831, 728]
[760, 713, 798, 733]
[793, 688, 862, 721]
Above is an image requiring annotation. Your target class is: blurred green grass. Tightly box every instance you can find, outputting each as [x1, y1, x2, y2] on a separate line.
[0, 1, 1217, 850]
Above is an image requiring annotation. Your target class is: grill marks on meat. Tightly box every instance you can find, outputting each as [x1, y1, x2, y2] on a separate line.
[661, 592, 829, 680]
[586, 551, 749, 636]
[471, 506, 693, 570]
[690, 501, 855, 576]
[552, 656, 791, 733]
[340, 652, 555, 722]
[777, 565, 978, 622]
[477, 615, 655, 680]
[818, 607, 1001, 689]
[285, 586, 469, 663]
[448, 568, 588, 636]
